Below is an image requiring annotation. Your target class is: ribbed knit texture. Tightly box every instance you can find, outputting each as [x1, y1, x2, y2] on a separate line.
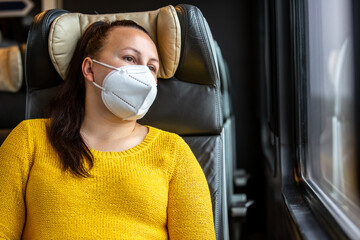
[0, 119, 215, 240]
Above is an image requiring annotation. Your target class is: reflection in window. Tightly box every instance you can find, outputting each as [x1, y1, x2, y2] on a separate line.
[306, 0, 360, 230]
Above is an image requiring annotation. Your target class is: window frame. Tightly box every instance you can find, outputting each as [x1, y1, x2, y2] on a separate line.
[292, 0, 360, 238]
[266, 0, 331, 237]
[260, 0, 279, 177]
[352, 0, 360, 205]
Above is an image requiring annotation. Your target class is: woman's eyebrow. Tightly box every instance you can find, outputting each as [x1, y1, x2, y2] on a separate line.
[120, 47, 159, 63]
[120, 47, 141, 54]
[149, 58, 159, 63]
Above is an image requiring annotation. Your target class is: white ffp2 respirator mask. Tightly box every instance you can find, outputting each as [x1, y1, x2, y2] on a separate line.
[92, 59, 157, 120]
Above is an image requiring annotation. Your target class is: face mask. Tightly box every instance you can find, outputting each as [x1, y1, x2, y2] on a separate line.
[91, 59, 157, 120]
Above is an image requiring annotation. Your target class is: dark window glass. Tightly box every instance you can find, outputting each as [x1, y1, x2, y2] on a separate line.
[305, 0, 360, 232]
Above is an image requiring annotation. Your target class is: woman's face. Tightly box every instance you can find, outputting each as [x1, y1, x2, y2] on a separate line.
[92, 26, 159, 84]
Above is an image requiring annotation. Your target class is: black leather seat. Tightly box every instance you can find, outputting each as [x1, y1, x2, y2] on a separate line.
[0, 41, 26, 145]
[215, 41, 253, 239]
[215, 41, 235, 202]
[25, 4, 228, 239]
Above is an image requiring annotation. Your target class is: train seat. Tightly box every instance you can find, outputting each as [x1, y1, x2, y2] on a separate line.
[215, 41, 253, 238]
[0, 41, 26, 144]
[25, 4, 229, 239]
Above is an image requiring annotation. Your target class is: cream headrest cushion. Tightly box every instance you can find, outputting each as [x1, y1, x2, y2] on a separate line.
[0, 45, 23, 92]
[49, 5, 180, 79]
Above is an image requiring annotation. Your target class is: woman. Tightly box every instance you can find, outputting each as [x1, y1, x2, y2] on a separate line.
[0, 20, 216, 239]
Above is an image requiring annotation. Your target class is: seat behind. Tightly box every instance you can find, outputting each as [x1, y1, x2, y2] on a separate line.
[25, 5, 228, 239]
[0, 41, 26, 144]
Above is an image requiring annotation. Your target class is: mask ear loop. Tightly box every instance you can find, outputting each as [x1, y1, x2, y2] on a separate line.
[91, 59, 118, 91]
[92, 81, 105, 91]
[92, 59, 119, 71]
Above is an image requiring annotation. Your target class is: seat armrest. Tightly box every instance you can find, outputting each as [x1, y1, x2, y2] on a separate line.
[234, 169, 251, 187]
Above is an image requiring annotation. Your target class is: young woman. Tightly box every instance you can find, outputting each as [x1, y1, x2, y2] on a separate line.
[0, 20, 216, 239]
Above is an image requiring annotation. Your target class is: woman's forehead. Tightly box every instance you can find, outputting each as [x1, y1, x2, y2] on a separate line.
[99, 26, 158, 61]
[106, 27, 156, 50]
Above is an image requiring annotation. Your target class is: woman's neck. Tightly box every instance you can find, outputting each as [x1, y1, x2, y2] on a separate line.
[82, 83, 138, 141]
[80, 108, 148, 152]
[81, 110, 137, 141]
[81, 82, 148, 152]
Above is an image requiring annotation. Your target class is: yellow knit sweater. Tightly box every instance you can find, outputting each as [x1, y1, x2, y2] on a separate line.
[0, 119, 215, 240]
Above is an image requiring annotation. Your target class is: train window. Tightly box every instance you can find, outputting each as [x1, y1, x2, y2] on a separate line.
[303, 0, 360, 233]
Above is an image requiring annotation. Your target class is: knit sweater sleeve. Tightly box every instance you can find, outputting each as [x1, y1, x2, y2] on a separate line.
[0, 121, 33, 240]
[167, 136, 216, 240]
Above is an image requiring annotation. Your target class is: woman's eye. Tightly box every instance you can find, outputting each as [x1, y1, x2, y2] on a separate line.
[124, 56, 135, 63]
[148, 66, 156, 73]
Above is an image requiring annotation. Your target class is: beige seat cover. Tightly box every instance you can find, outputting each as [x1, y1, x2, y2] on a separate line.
[49, 5, 181, 80]
[0, 45, 23, 92]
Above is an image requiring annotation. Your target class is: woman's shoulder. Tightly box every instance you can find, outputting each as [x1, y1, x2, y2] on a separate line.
[147, 125, 184, 144]
[146, 126, 197, 178]
[146, 125, 192, 155]
[8, 118, 49, 140]
[18, 118, 50, 127]
[1, 118, 50, 155]
[15, 118, 49, 131]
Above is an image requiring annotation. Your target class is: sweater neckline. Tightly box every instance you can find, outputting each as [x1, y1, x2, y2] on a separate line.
[88, 126, 159, 158]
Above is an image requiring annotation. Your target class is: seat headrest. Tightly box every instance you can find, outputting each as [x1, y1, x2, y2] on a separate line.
[0, 45, 23, 92]
[48, 5, 181, 80]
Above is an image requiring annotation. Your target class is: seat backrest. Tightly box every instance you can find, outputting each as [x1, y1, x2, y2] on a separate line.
[0, 41, 26, 144]
[215, 41, 233, 122]
[25, 4, 228, 239]
[215, 41, 237, 205]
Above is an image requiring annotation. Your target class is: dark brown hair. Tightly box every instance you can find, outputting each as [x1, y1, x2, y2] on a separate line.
[47, 20, 150, 177]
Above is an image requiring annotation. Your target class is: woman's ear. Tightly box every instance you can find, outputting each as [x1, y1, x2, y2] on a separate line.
[82, 57, 95, 82]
